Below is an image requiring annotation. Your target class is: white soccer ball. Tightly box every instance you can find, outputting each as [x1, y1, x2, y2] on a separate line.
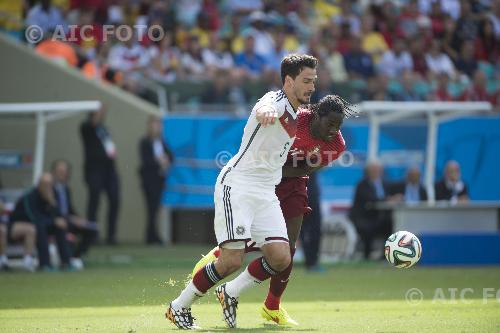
[384, 231, 422, 268]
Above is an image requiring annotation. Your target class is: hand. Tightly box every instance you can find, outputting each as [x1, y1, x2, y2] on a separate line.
[70, 216, 87, 228]
[256, 106, 278, 127]
[158, 155, 170, 171]
[54, 218, 67, 230]
[387, 194, 404, 203]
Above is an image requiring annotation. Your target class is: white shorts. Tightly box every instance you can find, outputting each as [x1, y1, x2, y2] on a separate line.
[213, 183, 289, 248]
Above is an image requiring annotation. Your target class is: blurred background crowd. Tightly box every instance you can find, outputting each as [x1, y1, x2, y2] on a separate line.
[0, 0, 499, 110]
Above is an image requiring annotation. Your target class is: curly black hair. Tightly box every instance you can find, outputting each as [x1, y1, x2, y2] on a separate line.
[309, 94, 357, 119]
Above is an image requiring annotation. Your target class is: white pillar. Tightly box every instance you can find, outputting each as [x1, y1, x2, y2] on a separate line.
[33, 112, 46, 185]
[425, 112, 437, 203]
[368, 113, 379, 161]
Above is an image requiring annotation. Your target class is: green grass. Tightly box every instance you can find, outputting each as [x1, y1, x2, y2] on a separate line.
[1, 245, 500, 332]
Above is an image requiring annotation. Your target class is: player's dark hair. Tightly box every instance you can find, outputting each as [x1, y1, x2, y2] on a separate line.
[310, 95, 357, 119]
[280, 54, 318, 84]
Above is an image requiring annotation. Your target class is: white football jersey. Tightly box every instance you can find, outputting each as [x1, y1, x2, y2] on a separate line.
[218, 90, 298, 188]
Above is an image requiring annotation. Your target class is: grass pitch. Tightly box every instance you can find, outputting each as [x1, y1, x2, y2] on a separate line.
[1, 245, 499, 332]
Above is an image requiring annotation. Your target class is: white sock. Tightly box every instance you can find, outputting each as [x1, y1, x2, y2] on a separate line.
[225, 268, 261, 298]
[23, 255, 34, 267]
[171, 281, 204, 309]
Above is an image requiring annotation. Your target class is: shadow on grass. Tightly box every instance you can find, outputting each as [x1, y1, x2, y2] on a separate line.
[198, 324, 317, 332]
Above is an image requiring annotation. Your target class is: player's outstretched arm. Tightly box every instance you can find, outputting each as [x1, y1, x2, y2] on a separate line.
[255, 105, 279, 127]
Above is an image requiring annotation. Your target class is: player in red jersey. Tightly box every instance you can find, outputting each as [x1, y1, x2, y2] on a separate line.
[192, 94, 352, 325]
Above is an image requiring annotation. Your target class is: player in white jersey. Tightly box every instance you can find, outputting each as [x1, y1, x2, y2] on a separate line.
[167, 54, 318, 330]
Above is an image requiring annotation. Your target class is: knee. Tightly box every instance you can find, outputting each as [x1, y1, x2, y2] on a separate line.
[267, 248, 291, 272]
[22, 224, 36, 239]
[216, 253, 243, 277]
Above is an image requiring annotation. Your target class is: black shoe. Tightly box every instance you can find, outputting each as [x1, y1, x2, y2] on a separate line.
[0, 263, 11, 272]
[166, 303, 200, 330]
[215, 283, 239, 328]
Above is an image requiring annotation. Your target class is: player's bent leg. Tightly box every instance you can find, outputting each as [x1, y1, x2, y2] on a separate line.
[192, 241, 261, 277]
[286, 216, 304, 249]
[262, 216, 303, 325]
[213, 245, 246, 328]
[216, 242, 289, 328]
[192, 246, 220, 277]
[168, 246, 245, 330]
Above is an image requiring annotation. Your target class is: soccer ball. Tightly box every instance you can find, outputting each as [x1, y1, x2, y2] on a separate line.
[384, 231, 422, 268]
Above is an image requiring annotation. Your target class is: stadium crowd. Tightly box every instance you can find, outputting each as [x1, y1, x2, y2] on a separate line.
[0, 0, 499, 108]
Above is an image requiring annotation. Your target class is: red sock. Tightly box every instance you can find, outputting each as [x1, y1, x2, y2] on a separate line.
[248, 256, 278, 281]
[265, 248, 295, 310]
[192, 262, 222, 293]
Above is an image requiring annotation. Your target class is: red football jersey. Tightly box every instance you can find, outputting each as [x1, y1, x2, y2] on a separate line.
[287, 108, 346, 167]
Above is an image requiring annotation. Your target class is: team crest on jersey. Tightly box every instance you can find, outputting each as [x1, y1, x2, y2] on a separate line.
[279, 108, 297, 138]
[236, 226, 245, 235]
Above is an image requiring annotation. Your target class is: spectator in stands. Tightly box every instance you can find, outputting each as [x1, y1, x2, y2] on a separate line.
[247, 11, 275, 59]
[392, 70, 423, 101]
[334, 0, 361, 36]
[82, 42, 124, 85]
[367, 75, 392, 101]
[429, 1, 447, 38]
[80, 108, 120, 245]
[349, 160, 393, 260]
[488, 0, 500, 37]
[35, 31, 78, 67]
[179, 35, 207, 81]
[107, 29, 150, 74]
[398, 0, 423, 38]
[139, 116, 174, 244]
[425, 39, 456, 79]
[234, 34, 267, 79]
[475, 18, 499, 63]
[227, 0, 263, 15]
[9, 173, 71, 271]
[70, 7, 103, 59]
[148, 0, 177, 34]
[442, 15, 459, 60]
[450, 0, 478, 56]
[455, 40, 478, 78]
[431, 72, 454, 101]
[360, 13, 389, 64]
[409, 36, 428, 77]
[391, 167, 428, 203]
[201, 33, 234, 78]
[325, 37, 347, 83]
[201, 70, 232, 105]
[265, 30, 289, 74]
[377, 37, 413, 78]
[51, 160, 97, 269]
[435, 160, 469, 203]
[147, 33, 181, 84]
[344, 35, 375, 79]
[460, 69, 499, 105]
[25, 0, 67, 37]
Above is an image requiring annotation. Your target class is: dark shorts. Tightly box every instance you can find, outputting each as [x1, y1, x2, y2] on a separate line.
[276, 177, 312, 220]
